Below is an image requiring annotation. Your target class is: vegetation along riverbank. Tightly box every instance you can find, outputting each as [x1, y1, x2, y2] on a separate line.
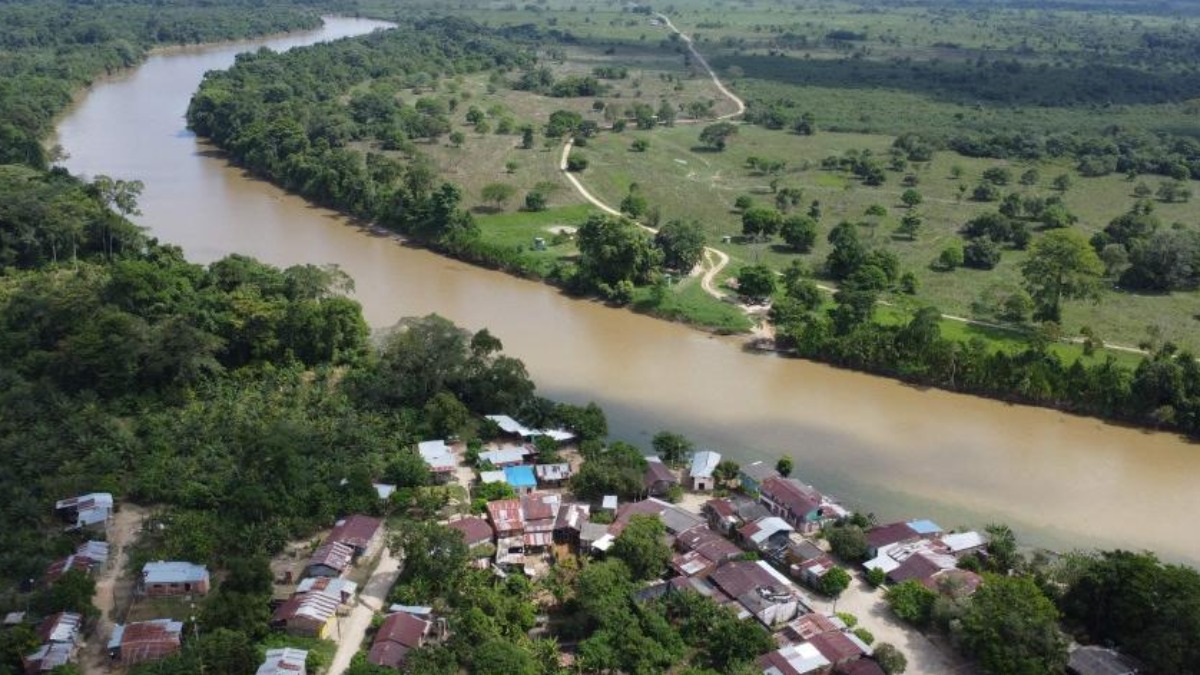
[186, 13, 1200, 439]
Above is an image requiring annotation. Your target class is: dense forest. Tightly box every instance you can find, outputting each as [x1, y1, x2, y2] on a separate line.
[0, 0, 329, 168]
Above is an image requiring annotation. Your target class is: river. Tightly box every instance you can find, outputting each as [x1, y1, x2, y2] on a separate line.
[54, 17, 1200, 564]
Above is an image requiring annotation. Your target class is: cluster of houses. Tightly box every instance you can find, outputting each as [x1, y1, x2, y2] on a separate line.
[272, 514, 384, 640]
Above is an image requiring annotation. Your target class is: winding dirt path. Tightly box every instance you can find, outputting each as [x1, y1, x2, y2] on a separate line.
[655, 14, 745, 120]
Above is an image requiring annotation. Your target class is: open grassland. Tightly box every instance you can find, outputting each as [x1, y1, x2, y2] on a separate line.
[580, 124, 1200, 350]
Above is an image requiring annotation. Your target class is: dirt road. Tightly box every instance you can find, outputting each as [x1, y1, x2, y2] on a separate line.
[80, 504, 147, 675]
[327, 547, 401, 675]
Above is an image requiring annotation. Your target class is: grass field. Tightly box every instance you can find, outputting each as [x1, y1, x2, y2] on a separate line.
[579, 124, 1200, 350]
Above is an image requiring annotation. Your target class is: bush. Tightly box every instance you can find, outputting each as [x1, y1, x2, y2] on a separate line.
[866, 567, 887, 587]
[631, 138, 650, 152]
[524, 191, 548, 212]
[963, 238, 1001, 270]
[853, 627, 875, 645]
[934, 243, 964, 271]
[566, 153, 589, 172]
[874, 643, 908, 674]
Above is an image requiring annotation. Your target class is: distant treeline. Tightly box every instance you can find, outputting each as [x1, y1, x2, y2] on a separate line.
[0, 0, 326, 168]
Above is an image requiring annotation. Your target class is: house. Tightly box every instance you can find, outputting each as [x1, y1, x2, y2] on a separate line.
[759, 477, 827, 535]
[886, 549, 957, 585]
[22, 613, 81, 673]
[601, 495, 618, 512]
[705, 498, 740, 535]
[740, 516, 796, 554]
[1067, 646, 1141, 675]
[709, 560, 805, 627]
[328, 515, 384, 558]
[792, 554, 838, 588]
[108, 620, 183, 665]
[643, 457, 679, 496]
[45, 541, 109, 584]
[906, 519, 943, 538]
[296, 577, 357, 603]
[417, 440, 456, 481]
[486, 499, 524, 537]
[675, 526, 742, 566]
[504, 465, 538, 495]
[485, 414, 540, 440]
[739, 462, 779, 495]
[779, 613, 845, 645]
[447, 517, 495, 549]
[54, 493, 113, 530]
[864, 522, 921, 559]
[272, 590, 341, 639]
[521, 493, 560, 551]
[687, 450, 721, 491]
[921, 568, 983, 597]
[479, 470, 507, 485]
[580, 522, 612, 553]
[141, 562, 210, 597]
[809, 630, 871, 668]
[479, 447, 526, 468]
[257, 648, 308, 675]
[368, 611, 432, 669]
[940, 531, 986, 557]
[759, 642, 832, 675]
[835, 661, 886, 675]
[306, 541, 355, 578]
[535, 463, 572, 487]
[553, 502, 590, 547]
[786, 539, 826, 567]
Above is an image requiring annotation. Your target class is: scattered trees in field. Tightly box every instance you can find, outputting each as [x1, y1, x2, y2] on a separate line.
[481, 183, 516, 209]
[1020, 230, 1103, 322]
[699, 121, 738, 151]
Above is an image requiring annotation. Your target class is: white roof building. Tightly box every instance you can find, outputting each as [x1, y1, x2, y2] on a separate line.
[417, 440, 456, 473]
[479, 470, 508, 484]
[257, 647, 307, 675]
[761, 642, 831, 675]
[941, 531, 986, 554]
[689, 450, 721, 479]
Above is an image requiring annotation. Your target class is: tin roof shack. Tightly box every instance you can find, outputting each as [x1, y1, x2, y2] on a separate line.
[758, 642, 832, 675]
[687, 450, 721, 492]
[54, 493, 113, 530]
[676, 526, 742, 566]
[271, 583, 350, 640]
[368, 611, 432, 669]
[809, 630, 871, 669]
[705, 498, 740, 535]
[863, 522, 921, 559]
[643, 457, 679, 497]
[758, 478, 829, 535]
[554, 502, 590, 548]
[939, 531, 986, 557]
[535, 463, 572, 487]
[521, 493, 561, 551]
[141, 562, 209, 597]
[479, 448, 526, 468]
[108, 619, 183, 665]
[306, 542, 355, 578]
[417, 440, 456, 481]
[447, 517, 495, 549]
[486, 499, 525, 538]
[739, 462, 779, 495]
[741, 516, 796, 556]
[257, 647, 308, 675]
[328, 515, 384, 559]
[710, 560, 806, 628]
[22, 612, 82, 673]
[45, 541, 109, 584]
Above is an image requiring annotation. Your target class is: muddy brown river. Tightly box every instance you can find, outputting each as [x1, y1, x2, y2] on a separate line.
[54, 17, 1200, 563]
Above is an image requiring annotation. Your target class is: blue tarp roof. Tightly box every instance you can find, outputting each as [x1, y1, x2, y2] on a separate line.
[907, 519, 943, 535]
[503, 465, 537, 488]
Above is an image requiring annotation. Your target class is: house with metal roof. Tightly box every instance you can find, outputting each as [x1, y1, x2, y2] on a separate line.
[687, 450, 721, 491]
[758, 641, 832, 675]
[417, 440, 456, 480]
[328, 514, 384, 558]
[504, 465, 538, 494]
[486, 414, 540, 438]
[710, 560, 806, 627]
[479, 470, 507, 484]
[940, 531, 986, 556]
[54, 492, 113, 530]
[739, 462, 779, 495]
[535, 463, 572, 486]
[759, 477, 828, 535]
[447, 516, 495, 549]
[257, 647, 308, 675]
[108, 619, 183, 665]
[22, 612, 82, 673]
[809, 630, 871, 668]
[740, 516, 796, 553]
[643, 457, 679, 497]
[295, 577, 357, 603]
[368, 611, 433, 669]
[141, 562, 209, 597]
[45, 541, 109, 584]
[479, 447, 527, 468]
[306, 541, 355, 578]
[486, 499, 524, 537]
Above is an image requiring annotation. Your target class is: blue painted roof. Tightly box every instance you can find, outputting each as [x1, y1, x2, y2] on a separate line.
[907, 519, 943, 535]
[503, 465, 537, 488]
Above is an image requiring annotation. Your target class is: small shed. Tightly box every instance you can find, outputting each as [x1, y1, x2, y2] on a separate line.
[687, 450, 721, 491]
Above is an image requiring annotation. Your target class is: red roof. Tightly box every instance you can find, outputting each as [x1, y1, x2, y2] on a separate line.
[709, 560, 787, 598]
[706, 498, 738, 520]
[836, 660, 887, 675]
[486, 499, 524, 534]
[447, 517, 494, 546]
[888, 552, 947, 583]
[375, 612, 429, 648]
[117, 621, 182, 662]
[809, 631, 867, 664]
[521, 493, 557, 522]
[610, 499, 667, 537]
[675, 526, 742, 564]
[644, 461, 678, 488]
[367, 640, 412, 669]
[784, 613, 840, 642]
[760, 477, 823, 519]
[328, 515, 382, 550]
[866, 522, 919, 550]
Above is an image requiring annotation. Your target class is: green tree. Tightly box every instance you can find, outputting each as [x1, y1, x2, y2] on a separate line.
[874, 643, 908, 674]
[390, 520, 469, 593]
[741, 207, 783, 241]
[713, 460, 740, 484]
[631, 138, 650, 152]
[781, 215, 818, 252]
[955, 575, 1068, 675]
[652, 431, 693, 465]
[654, 219, 706, 271]
[612, 514, 671, 580]
[936, 243, 964, 271]
[577, 214, 662, 288]
[900, 189, 923, 208]
[524, 190, 547, 212]
[699, 122, 738, 151]
[480, 183, 516, 209]
[521, 126, 535, 149]
[896, 212, 922, 240]
[1020, 230, 1103, 322]
[736, 264, 777, 301]
[818, 567, 852, 597]
[733, 195, 753, 212]
[886, 580, 939, 626]
[1052, 173, 1072, 192]
[775, 455, 794, 477]
[472, 639, 538, 675]
[566, 152, 589, 172]
[826, 525, 868, 561]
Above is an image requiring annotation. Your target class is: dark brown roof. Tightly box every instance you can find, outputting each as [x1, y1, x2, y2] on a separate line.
[367, 641, 412, 669]
[676, 526, 742, 564]
[328, 515, 382, 550]
[921, 568, 983, 597]
[708, 560, 787, 598]
[706, 498, 737, 519]
[375, 612, 429, 650]
[610, 499, 667, 537]
[784, 613, 840, 641]
[809, 631, 867, 664]
[447, 517, 494, 546]
[760, 477, 822, 519]
[888, 552, 946, 583]
[521, 493, 557, 521]
[644, 461, 678, 488]
[866, 522, 919, 549]
[308, 541, 354, 573]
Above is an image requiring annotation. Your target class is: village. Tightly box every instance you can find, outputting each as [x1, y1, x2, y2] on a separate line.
[9, 413, 1139, 675]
